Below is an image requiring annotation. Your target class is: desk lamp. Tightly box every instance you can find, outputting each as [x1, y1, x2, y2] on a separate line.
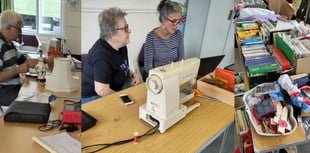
[46, 57, 77, 92]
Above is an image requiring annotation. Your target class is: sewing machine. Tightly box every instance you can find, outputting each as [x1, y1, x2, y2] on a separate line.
[139, 58, 201, 133]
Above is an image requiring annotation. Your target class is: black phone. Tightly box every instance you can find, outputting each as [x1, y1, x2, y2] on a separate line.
[119, 94, 134, 106]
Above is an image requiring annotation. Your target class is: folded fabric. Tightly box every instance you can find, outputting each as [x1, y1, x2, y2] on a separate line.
[253, 98, 276, 119]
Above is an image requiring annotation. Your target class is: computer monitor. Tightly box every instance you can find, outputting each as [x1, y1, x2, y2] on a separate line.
[197, 55, 225, 79]
[19, 34, 41, 54]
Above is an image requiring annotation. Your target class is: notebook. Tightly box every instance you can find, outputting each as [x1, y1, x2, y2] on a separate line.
[32, 132, 81, 153]
[197, 55, 225, 79]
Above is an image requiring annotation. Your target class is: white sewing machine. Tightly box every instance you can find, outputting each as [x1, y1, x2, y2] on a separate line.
[139, 58, 201, 133]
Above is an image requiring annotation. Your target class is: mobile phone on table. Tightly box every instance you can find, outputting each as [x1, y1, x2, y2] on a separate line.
[119, 94, 134, 106]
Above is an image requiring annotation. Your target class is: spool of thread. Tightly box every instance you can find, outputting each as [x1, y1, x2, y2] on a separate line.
[133, 132, 139, 144]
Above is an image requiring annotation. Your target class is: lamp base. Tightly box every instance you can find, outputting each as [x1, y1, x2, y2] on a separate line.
[45, 86, 78, 93]
[45, 57, 78, 93]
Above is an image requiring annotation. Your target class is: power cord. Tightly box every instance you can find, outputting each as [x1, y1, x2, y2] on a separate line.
[38, 112, 79, 132]
[38, 99, 81, 132]
[38, 112, 62, 131]
[82, 122, 160, 153]
[38, 119, 62, 131]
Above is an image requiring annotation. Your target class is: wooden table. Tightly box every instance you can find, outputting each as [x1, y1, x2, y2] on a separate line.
[0, 72, 81, 153]
[82, 83, 234, 153]
[252, 125, 309, 153]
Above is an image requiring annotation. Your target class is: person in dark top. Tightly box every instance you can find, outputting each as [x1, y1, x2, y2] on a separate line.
[0, 10, 38, 105]
[82, 7, 140, 104]
[143, 0, 185, 81]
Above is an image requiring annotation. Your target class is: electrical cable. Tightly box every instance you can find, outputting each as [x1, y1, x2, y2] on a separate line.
[82, 122, 159, 153]
[38, 99, 81, 132]
[38, 119, 62, 131]
[38, 111, 62, 131]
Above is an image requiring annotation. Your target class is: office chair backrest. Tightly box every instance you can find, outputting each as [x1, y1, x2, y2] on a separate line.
[81, 54, 88, 72]
[133, 43, 145, 82]
[138, 43, 145, 67]
[0, 84, 22, 107]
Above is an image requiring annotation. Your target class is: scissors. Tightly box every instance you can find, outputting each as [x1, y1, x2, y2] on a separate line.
[193, 89, 222, 102]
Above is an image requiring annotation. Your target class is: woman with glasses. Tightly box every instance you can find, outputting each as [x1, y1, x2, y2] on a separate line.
[82, 7, 140, 104]
[0, 10, 38, 105]
[143, 0, 185, 81]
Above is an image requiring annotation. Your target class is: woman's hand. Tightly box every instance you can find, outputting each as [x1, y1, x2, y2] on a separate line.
[131, 73, 141, 85]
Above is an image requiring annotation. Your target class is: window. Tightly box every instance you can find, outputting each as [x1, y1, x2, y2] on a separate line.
[13, 0, 63, 36]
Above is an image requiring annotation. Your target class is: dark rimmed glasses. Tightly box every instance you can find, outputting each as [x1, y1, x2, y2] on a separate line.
[9, 24, 22, 33]
[165, 17, 185, 25]
[116, 24, 129, 33]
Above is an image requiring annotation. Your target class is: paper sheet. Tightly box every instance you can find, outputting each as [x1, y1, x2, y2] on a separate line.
[16, 92, 52, 103]
[33, 132, 81, 153]
[275, 20, 294, 31]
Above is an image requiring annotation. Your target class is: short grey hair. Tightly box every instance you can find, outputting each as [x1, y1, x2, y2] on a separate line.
[0, 10, 23, 31]
[157, 0, 182, 23]
[98, 7, 127, 40]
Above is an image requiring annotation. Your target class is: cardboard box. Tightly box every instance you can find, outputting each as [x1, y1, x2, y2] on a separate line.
[197, 73, 234, 107]
[275, 34, 310, 74]
[268, 0, 295, 20]
[295, 57, 310, 74]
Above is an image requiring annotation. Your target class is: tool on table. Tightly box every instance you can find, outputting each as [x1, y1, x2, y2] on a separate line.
[193, 89, 222, 102]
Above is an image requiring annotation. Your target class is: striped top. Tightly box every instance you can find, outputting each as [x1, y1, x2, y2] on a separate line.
[144, 29, 184, 77]
[0, 33, 26, 85]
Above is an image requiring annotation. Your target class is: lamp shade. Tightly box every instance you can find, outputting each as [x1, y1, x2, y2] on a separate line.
[46, 57, 77, 92]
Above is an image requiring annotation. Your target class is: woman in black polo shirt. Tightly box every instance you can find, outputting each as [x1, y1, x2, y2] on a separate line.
[82, 7, 140, 104]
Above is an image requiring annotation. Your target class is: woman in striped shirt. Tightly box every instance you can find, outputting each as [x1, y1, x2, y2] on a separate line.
[143, 0, 185, 81]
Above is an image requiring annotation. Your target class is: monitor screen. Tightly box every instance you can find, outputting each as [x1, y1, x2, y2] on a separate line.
[22, 34, 39, 47]
[197, 55, 225, 79]
[19, 34, 41, 54]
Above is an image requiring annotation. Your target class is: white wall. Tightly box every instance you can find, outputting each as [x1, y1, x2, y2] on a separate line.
[64, 0, 81, 55]
[183, 0, 210, 58]
[199, 0, 234, 68]
[184, 0, 234, 68]
[81, 0, 160, 70]
[81, 0, 160, 10]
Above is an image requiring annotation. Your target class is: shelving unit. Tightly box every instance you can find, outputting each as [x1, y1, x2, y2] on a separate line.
[234, 31, 249, 153]
[234, 38, 250, 153]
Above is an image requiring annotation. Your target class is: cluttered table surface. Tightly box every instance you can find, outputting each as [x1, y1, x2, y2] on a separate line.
[0, 72, 81, 153]
[81, 83, 234, 153]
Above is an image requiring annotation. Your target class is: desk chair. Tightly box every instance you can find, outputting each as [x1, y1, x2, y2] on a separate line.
[0, 84, 22, 113]
[133, 43, 145, 82]
[81, 54, 88, 72]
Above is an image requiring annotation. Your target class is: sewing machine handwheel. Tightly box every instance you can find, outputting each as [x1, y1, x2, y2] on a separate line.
[146, 74, 163, 94]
